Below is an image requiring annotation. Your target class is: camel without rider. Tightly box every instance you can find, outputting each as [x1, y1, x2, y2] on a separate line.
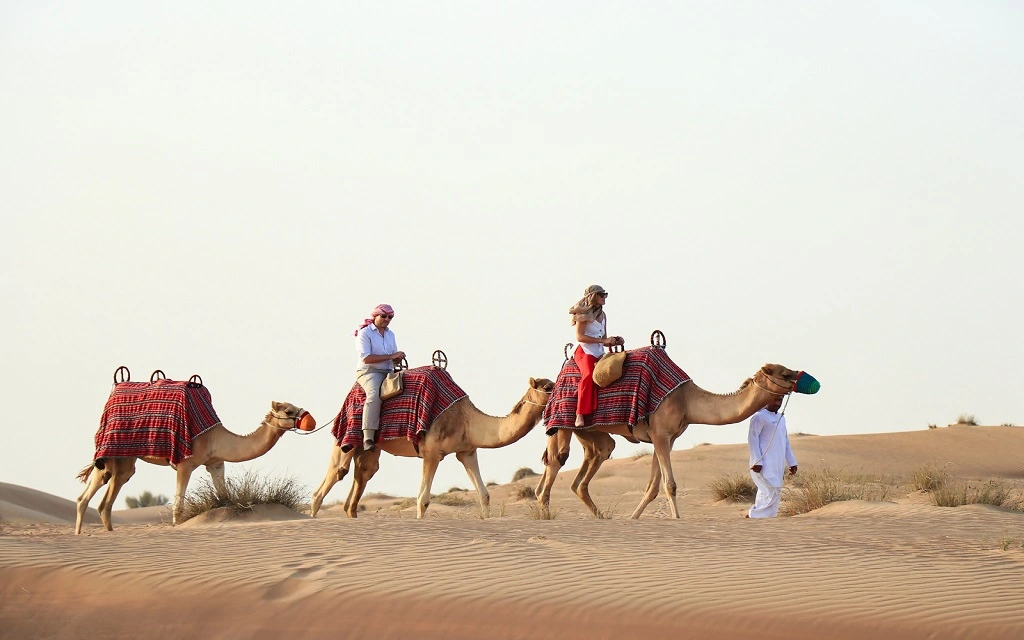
[536, 363, 805, 519]
[75, 401, 314, 533]
[310, 377, 555, 519]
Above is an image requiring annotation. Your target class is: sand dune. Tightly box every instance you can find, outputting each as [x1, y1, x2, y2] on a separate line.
[2, 427, 1023, 639]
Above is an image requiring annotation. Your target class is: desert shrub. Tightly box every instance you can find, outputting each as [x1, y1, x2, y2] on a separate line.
[931, 480, 1023, 510]
[125, 491, 169, 508]
[910, 463, 949, 492]
[955, 413, 978, 425]
[363, 492, 395, 500]
[394, 498, 417, 510]
[781, 467, 892, 516]
[511, 467, 538, 482]
[1001, 423, 1015, 427]
[632, 447, 653, 460]
[486, 480, 498, 487]
[431, 492, 473, 507]
[446, 486, 467, 493]
[510, 483, 536, 501]
[928, 424, 938, 430]
[527, 504, 557, 519]
[708, 474, 757, 502]
[179, 471, 308, 522]
[695, 442, 712, 447]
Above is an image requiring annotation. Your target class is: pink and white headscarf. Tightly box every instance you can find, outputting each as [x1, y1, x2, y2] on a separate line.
[354, 304, 395, 336]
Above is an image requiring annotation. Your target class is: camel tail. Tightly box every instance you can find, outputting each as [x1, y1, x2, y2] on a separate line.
[76, 458, 104, 483]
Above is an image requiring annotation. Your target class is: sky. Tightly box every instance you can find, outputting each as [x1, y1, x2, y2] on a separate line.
[2, 1, 1021, 509]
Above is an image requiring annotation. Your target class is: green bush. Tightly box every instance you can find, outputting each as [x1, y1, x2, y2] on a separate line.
[125, 491, 169, 508]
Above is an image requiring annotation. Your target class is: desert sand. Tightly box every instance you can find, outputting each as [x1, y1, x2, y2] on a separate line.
[2, 425, 1023, 640]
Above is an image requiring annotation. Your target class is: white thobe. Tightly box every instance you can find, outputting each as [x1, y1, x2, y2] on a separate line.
[747, 408, 797, 518]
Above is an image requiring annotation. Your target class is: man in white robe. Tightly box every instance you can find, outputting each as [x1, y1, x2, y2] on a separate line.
[747, 395, 798, 518]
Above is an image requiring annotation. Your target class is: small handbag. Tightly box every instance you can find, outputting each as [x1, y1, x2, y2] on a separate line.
[593, 347, 627, 387]
[380, 371, 404, 401]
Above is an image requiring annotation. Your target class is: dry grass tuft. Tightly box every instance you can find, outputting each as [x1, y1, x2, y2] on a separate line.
[0, 516, 6, 535]
[179, 471, 308, 522]
[632, 447, 653, 460]
[509, 483, 537, 501]
[928, 424, 938, 429]
[486, 480, 498, 487]
[363, 492, 396, 501]
[781, 467, 892, 516]
[394, 498, 417, 510]
[527, 504, 557, 520]
[910, 463, 949, 492]
[431, 491, 474, 507]
[708, 474, 757, 502]
[511, 467, 539, 482]
[1001, 423, 1016, 427]
[931, 480, 1023, 510]
[955, 413, 978, 425]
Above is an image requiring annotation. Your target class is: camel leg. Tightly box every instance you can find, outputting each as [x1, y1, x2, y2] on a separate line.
[536, 430, 571, 509]
[416, 453, 444, 519]
[571, 431, 615, 517]
[96, 459, 135, 531]
[311, 445, 354, 517]
[655, 434, 681, 518]
[629, 452, 663, 519]
[345, 448, 381, 518]
[75, 464, 112, 534]
[456, 450, 490, 519]
[206, 461, 227, 496]
[172, 459, 200, 525]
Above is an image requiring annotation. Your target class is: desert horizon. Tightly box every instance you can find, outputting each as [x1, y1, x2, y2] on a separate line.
[3, 424, 1022, 639]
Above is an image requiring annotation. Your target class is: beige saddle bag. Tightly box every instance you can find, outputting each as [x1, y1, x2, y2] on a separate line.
[593, 348, 627, 387]
[380, 371, 404, 401]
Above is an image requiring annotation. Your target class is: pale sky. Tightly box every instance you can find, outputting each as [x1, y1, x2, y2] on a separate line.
[2, 2, 1021, 508]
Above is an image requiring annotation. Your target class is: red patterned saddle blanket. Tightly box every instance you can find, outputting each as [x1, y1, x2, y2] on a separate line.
[331, 366, 468, 452]
[543, 346, 690, 434]
[94, 380, 222, 464]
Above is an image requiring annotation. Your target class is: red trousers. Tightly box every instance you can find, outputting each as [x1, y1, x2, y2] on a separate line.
[573, 345, 600, 415]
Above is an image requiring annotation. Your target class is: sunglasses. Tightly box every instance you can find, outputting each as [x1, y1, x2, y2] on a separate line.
[378, 314, 394, 320]
[596, 292, 608, 297]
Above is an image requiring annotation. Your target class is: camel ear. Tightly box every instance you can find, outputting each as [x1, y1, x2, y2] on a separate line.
[271, 401, 282, 411]
[529, 377, 537, 388]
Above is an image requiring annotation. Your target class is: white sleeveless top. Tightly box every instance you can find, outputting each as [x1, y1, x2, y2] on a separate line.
[575, 316, 607, 359]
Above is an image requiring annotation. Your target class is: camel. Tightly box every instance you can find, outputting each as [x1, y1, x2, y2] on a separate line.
[75, 401, 314, 533]
[535, 363, 806, 519]
[310, 377, 555, 519]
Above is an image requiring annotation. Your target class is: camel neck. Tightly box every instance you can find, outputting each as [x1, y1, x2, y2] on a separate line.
[463, 399, 545, 449]
[211, 421, 286, 463]
[681, 382, 772, 426]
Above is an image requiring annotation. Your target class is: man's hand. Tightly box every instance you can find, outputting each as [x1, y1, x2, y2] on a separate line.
[392, 351, 406, 361]
[789, 465, 798, 476]
[751, 465, 762, 473]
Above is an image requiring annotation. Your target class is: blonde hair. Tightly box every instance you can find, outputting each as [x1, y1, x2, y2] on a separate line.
[569, 284, 607, 326]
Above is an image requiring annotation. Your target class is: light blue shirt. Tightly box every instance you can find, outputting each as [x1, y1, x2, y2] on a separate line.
[355, 325, 399, 373]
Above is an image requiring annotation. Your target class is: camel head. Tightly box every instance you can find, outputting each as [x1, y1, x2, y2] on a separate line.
[527, 377, 556, 406]
[268, 401, 317, 432]
[758, 364, 820, 396]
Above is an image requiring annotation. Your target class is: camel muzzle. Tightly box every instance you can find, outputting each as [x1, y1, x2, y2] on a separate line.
[794, 372, 820, 395]
[297, 411, 317, 431]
